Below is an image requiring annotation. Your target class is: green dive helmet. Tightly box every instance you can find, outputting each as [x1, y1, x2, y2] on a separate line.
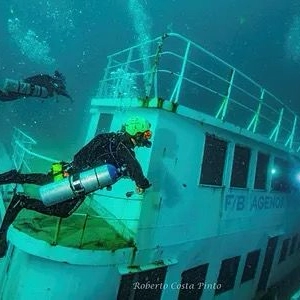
[124, 116, 151, 136]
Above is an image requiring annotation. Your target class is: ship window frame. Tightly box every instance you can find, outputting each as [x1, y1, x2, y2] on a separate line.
[178, 263, 209, 300]
[278, 238, 290, 263]
[95, 113, 113, 135]
[271, 157, 291, 193]
[254, 152, 270, 190]
[289, 234, 298, 256]
[215, 256, 240, 295]
[199, 134, 228, 186]
[230, 145, 251, 188]
[117, 266, 168, 299]
[241, 249, 261, 284]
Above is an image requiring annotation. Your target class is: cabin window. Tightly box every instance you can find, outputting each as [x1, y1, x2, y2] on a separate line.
[230, 145, 251, 188]
[241, 250, 261, 283]
[271, 158, 291, 193]
[117, 266, 167, 300]
[200, 134, 227, 186]
[278, 238, 290, 263]
[254, 152, 269, 190]
[215, 256, 240, 295]
[95, 113, 113, 135]
[178, 264, 209, 300]
[289, 235, 298, 256]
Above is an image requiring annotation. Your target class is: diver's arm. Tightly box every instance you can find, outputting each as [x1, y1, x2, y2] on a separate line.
[117, 143, 150, 189]
[55, 89, 73, 101]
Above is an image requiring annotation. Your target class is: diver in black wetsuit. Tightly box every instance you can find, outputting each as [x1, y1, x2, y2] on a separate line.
[0, 70, 72, 102]
[0, 117, 152, 258]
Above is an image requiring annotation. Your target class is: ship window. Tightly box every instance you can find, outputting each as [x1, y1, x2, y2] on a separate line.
[241, 250, 261, 283]
[289, 235, 298, 256]
[254, 152, 269, 190]
[257, 236, 279, 292]
[230, 145, 251, 188]
[117, 266, 167, 300]
[200, 134, 228, 186]
[178, 263, 209, 300]
[271, 158, 291, 193]
[95, 113, 113, 135]
[215, 256, 240, 295]
[278, 238, 290, 263]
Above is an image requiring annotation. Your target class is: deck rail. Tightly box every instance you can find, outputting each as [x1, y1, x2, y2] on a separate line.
[97, 32, 300, 153]
[11, 127, 58, 171]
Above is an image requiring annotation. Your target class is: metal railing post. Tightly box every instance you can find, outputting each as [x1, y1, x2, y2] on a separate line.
[216, 69, 235, 121]
[247, 88, 265, 133]
[269, 108, 284, 142]
[170, 41, 191, 104]
[98, 56, 112, 97]
[285, 115, 297, 149]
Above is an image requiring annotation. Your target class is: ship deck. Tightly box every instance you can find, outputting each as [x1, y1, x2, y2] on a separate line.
[13, 202, 133, 251]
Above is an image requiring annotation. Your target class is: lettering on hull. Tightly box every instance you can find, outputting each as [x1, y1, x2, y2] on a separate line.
[222, 191, 288, 219]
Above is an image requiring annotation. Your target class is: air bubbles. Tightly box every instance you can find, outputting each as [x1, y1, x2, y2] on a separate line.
[7, 17, 55, 65]
[128, 0, 152, 91]
[284, 15, 300, 63]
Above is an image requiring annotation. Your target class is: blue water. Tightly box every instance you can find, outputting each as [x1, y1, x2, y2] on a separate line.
[0, 0, 300, 159]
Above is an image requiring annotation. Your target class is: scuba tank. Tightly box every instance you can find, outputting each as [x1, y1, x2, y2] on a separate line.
[3, 78, 48, 98]
[39, 164, 118, 206]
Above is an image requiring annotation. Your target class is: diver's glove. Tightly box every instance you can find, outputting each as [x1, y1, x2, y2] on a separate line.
[135, 183, 152, 195]
[55, 89, 73, 102]
[135, 186, 145, 195]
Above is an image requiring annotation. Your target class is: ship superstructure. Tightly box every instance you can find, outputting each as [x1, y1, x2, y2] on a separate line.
[1, 33, 300, 299]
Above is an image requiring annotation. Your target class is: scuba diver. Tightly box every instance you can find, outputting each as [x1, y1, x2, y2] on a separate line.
[0, 70, 72, 102]
[0, 116, 152, 258]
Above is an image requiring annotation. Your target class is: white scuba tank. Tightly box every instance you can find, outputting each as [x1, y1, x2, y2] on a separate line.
[39, 164, 118, 206]
[3, 78, 49, 98]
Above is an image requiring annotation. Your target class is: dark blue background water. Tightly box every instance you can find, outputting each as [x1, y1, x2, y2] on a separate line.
[0, 0, 299, 160]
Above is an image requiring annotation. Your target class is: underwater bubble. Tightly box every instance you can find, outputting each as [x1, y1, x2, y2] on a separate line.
[128, 0, 152, 92]
[7, 17, 55, 65]
[284, 14, 300, 63]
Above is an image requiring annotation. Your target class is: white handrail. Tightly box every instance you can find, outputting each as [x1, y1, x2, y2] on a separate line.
[96, 32, 300, 153]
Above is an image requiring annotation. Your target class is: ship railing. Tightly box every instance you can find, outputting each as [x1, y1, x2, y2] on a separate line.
[7, 128, 135, 250]
[0, 128, 41, 213]
[11, 127, 57, 171]
[97, 32, 300, 153]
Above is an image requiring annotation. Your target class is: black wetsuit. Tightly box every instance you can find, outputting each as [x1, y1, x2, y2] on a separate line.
[0, 73, 72, 102]
[72, 132, 150, 188]
[0, 132, 150, 256]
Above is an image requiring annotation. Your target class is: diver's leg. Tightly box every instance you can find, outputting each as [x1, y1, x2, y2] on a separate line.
[25, 196, 85, 218]
[0, 193, 28, 257]
[0, 193, 85, 258]
[0, 90, 19, 102]
[0, 90, 10, 102]
[0, 170, 52, 185]
[1, 195, 84, 236]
